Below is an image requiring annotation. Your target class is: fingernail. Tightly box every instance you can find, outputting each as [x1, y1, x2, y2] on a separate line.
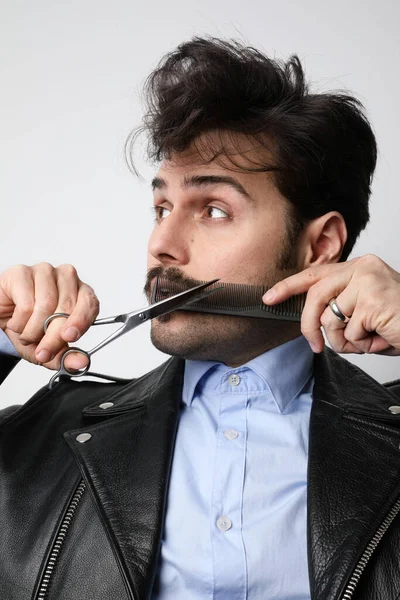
[36, 349, 50, 362]
[263, 290, 276, 303]
[64, 327, 80, 342]
[310, 342, 320, 353]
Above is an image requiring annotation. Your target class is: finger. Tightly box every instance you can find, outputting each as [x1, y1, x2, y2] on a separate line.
[354, 332, 393, 354]
[41, 344, 89, 372]
[60, 281, 99, 371]
[6, 267, 35, 334]
[54, 264, 80, 341]
[35, 281, 99, 363]
[38, 330, 90, 372]
[60, 282, 100, 342]
[32, 264, 80, 363]
[64, 351, 90, 371]
[19, 264, 59, 344]
[319, 304, 363, 354]
[320, 291, 393, 355]
[341, 301, 395, 355]
[372, 342, 400, 356]
[313, 284, 357, 353]
[299, 271, 355, 352]
[263, 263, 345, 305]
[34, 315, 70, 364]
[2, 326, 85, 372]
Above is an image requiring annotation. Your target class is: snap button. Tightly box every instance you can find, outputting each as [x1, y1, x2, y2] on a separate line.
[76, 433, 92, 443]
[228, 374, 241, 386]
[99, 402, 114, 409]
[224, 429, 239, 440]
[389, 406, 400, 415]
[217, 516, 232, 532]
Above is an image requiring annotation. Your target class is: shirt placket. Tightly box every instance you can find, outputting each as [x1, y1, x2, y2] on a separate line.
[211, 371, 248, 600]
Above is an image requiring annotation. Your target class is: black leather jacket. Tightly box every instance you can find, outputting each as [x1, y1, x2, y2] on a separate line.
[1, 347, 400, 600]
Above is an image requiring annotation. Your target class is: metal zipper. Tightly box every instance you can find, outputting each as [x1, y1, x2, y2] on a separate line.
[35, 479, 86, 599]
[340, 495, 400, 599]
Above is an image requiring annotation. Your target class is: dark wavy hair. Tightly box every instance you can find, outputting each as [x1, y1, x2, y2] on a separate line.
[126, 37, 377, 262]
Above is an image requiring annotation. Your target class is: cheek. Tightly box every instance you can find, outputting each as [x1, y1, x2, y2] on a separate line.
[198, 242, 267, 282]
[209, 219, 285, 281]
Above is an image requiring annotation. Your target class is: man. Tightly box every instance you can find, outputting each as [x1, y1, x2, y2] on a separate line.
[1, 36, 400, 600]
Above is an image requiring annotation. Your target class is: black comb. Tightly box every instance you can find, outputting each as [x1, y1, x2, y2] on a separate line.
[152, 277, 306, 322]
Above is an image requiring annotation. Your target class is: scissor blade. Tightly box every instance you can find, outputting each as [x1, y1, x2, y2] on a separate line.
[147, 278, 220, 320]
[80, 279, 221, 360]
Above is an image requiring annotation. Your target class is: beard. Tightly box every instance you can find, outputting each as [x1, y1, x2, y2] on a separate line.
[144, 229, 302, 366]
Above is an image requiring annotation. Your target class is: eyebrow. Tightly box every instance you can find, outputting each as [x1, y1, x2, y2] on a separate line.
[151, 174, 253, 202]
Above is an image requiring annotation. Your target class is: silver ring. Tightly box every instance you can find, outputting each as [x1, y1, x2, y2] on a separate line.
[43, 313, 70, 334]
[328, 298, 351, 324]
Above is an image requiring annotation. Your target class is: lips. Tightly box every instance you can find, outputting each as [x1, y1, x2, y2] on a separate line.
[151, 278, 179, 303]
[151, 274, 201, 305]
[157, 287, 171, 300]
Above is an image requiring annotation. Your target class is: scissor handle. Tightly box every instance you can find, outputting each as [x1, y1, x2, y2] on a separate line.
[43, 312, 70, 334]
[48, 348, 91, 389]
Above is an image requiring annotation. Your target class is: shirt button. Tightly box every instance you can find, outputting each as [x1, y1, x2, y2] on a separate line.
[224, 429, 239, 440]
[228, 374, 241, 386]
[217, 516, 232, 531]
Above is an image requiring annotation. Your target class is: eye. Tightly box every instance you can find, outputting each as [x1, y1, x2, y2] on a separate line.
[204, 206, 229, 219]
[153, 206, 171, 221]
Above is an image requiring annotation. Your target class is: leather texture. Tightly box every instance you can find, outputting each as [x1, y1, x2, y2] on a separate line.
[0, 354, 19, 385]
[1, 348, 400, 600]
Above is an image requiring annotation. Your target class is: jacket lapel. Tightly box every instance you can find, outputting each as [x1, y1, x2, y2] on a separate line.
[64, 357, 184, 600]
[308, 347, 400, 600]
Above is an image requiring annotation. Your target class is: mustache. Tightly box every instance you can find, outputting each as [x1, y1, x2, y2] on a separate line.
[144, 267, 201, 299]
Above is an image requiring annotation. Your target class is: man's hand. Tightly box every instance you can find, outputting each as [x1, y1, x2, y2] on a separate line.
[0, 263, 100, 370]
[262, 254, 400, 356]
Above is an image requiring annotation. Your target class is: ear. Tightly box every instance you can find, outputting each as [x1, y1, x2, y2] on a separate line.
[298, 211, 348, 268]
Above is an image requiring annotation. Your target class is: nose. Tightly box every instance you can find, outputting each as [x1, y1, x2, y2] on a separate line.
[147, 210, 190, 267]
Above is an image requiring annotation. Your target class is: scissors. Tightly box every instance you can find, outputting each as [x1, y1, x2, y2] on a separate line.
[44, 278, 219, 389]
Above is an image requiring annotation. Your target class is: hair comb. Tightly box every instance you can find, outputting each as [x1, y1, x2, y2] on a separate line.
[152, 277, 306, 322]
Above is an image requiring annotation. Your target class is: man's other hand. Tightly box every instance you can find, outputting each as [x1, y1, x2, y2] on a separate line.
[0, 263, 100, 370]
[263, 254, 400, 356]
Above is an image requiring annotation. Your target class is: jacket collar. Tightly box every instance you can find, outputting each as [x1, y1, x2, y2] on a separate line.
[65, 347, 400, 600]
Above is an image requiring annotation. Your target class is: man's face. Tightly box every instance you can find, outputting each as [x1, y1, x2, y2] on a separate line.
[146, 139, 303, 364]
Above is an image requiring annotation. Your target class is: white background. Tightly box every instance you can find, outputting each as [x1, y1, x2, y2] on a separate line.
[1, 0, 399, 408]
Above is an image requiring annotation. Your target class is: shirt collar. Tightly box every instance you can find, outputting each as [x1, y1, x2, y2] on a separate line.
[182, 334, 314, 413]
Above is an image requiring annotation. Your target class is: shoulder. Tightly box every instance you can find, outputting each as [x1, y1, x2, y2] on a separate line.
[0, 356, 184, 430]
[0, 373, 134, 431]
[313, 346, 400, 416]
[0, 404, 21, 424]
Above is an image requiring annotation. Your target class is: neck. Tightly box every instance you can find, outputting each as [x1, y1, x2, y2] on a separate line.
[218, 322, 302, 367]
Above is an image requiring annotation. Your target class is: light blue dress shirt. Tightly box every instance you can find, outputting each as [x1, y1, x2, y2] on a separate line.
[153, 334, 314, 600]
[0, 331, 19, 357]
[0, 330, 314, 599]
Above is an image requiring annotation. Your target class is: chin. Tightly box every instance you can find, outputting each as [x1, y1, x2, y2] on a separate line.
[151, 310, 202, 344]
[150, 311, 265, 362]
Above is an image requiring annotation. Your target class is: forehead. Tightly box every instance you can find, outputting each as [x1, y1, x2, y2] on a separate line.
[155, 136, 275, 194]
